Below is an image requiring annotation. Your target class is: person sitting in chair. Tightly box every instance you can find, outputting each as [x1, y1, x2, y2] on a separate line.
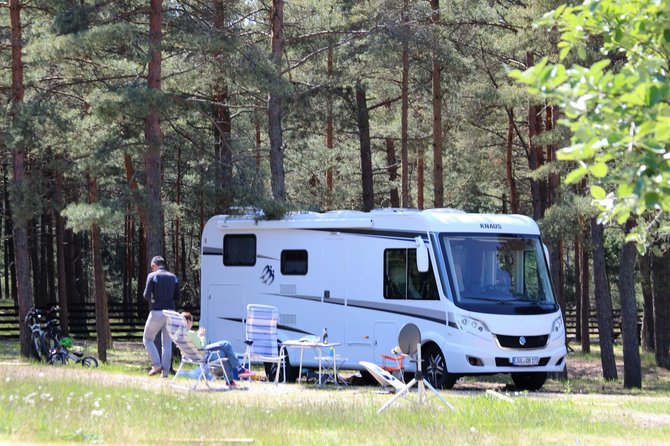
[180, 312, 247, 386]
[388, 262, 422, 299]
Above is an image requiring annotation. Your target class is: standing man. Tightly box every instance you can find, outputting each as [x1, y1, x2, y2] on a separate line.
[143, 255, 179, 378]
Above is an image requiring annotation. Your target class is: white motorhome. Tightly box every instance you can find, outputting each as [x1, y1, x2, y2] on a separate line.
[200, 208, 567, 390]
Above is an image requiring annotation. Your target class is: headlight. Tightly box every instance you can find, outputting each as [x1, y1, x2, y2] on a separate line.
[457, 315, 490, 337]
[551, 316, 564, 338]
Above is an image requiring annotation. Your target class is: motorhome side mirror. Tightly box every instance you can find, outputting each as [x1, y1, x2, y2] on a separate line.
[415, 236, 429, 273]
[543, 243, 551, 269]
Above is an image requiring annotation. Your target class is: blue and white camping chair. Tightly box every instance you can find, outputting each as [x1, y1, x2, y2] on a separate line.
[242, 304, 286, 384]
[163, 310, 231, 390]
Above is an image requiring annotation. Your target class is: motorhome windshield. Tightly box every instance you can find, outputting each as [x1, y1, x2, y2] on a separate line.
[441, 234, 558, 315]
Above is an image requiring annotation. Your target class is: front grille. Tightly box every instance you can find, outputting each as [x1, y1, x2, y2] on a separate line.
[495, 334, 548, 349]
[495, 357, 550, 367]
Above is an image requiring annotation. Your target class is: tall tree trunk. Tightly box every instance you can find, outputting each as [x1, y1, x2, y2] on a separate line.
[526, 53, 544, 220]
[639, 252, 655, 352]
[574, 239, 582, 343]
[213, 83, 233, 212]
[505, 109, 519, 213]
[54, 156, 69, 336]
[326, 45, 334, 209]
[88, 175, 111, 362]
[174, 145, 182, 278]
[29, 222, 41, 306]
[10, 0, 34, 358]
[143, 0, 165, 262]
[400, 0, 410, 207]
[356, 84, 374, 211]
[651, 247, 670, 368]
[591, 219, 617, 380]
[580, 224, 591, 353]
[386, 139, 400, 207]
[620, 220, 641, 388]
[268, 0, 285, 201]
[3, 162, 16, 301]
[417, 147, 424, 209]
[45, 211, 56, 303]
[430, 0, 443, 208]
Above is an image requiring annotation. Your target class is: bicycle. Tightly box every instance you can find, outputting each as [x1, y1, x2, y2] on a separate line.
[24, 307, 48, 361]
[47, 337, 98, 368]
[41, 306, 63, 354]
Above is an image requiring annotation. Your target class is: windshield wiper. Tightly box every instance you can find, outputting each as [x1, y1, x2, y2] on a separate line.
[463, 296, 510, 304]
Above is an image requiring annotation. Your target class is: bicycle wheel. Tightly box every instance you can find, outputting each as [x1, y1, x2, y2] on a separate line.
[80, 357, 98, 368]
[30, 331, 44, 361]
[42, 332, 60, 357]
[48, 351, 67, 366]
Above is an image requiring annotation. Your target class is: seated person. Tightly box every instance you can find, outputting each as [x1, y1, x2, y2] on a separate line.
[389, 263, 422, 299]
[180, 312, 247, 386]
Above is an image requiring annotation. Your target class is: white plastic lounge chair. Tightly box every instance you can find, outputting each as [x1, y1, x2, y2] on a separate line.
[242, 304, 286, 384]
[163, 310, 230, 390]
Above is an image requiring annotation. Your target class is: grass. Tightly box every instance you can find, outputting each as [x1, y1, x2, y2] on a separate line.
[1, 340, 670, 445]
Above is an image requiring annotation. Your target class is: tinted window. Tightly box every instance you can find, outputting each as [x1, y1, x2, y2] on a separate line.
[223, 234, 256, 266]
[384, 249, 438, 300]
[281, 250, 308, 275]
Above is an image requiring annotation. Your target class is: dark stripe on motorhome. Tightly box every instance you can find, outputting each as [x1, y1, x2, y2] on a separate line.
[263, 293, 446, 325]
[202, 229, 428, 256]
[218, 317, 316, 337]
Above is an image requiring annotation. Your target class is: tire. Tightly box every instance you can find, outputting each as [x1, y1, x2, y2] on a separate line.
[511, 372, 547, 391]
[48, 351, 67, 366]
[42, 332, 60, 357]
[422, 344, 459, 389]
[81, 357, 99, 368]
[31, 332, 44, 361]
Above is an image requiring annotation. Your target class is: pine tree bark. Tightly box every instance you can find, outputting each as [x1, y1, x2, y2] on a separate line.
[430, 0, 443, 208]
[144, 0, 165, 262]
[525, 53, 544, 220]
[620, 220, 642, 388]
[574, 239, 582, 343]
[88, 175, 111, 362]
[10, 0, 34, 358]
[356, 84, 374, 211]
[268, 0, 286, 201]
[580, 225, 591, 353]
[326, 45, 334, 209]
[54, 156, 69, 336]
[639, 252, 655, 352]
[591, 219, 617, 380]
[505, 109, 519, 213]
[651, 247, 670, 368]
[386, 139, 400, 207]
[400, 0, 410, 207]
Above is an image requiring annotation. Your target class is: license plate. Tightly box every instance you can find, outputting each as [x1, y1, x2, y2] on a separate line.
[512, 356, 539, 366]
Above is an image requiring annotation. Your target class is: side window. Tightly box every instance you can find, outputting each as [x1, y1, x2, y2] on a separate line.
[384, 249, 439, 300]
[281, 250, 308, 275]
[223, 234, 256, 266]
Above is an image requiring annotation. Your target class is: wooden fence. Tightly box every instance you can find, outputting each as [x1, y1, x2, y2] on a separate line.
[0, 301, 640, 342]
[0, 301, 200, 341]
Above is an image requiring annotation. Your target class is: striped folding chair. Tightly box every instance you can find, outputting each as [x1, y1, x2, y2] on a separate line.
[242, 304, 286, 384]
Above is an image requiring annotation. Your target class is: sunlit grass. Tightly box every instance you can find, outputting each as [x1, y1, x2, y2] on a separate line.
[1, 339, 670, 445]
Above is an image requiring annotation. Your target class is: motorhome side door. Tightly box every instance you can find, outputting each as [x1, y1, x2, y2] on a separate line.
[322, 238, 346, 343]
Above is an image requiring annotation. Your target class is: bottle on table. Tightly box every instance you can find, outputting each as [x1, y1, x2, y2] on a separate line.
[322, 327, 328, 344]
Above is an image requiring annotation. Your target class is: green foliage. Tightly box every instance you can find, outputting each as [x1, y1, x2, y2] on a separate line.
[512, 0, 670, 246]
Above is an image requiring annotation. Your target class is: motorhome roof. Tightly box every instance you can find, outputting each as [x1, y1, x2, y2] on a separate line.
[210, 208, 539, 235]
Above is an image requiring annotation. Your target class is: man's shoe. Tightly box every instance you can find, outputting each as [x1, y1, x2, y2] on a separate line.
[161, 373, 169, 379]
[148, 366, 163, 376]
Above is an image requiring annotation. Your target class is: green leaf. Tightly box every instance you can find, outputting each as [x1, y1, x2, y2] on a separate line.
[591, 185, 607, 199]
[565, 166, 588, 184]
[589, 163, 608, 178]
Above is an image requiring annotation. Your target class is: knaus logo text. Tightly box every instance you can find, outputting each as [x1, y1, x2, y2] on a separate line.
[480, 223, 502, 230]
